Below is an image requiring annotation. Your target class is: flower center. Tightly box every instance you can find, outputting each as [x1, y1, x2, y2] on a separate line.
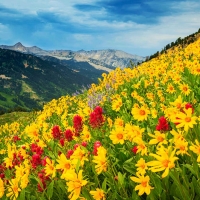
[176, 103, 181, 108]
[157, 136, 164, 142]
[65, 163, 71, 169]
[141, 181, 147, 187]
[117, 133, 123, 139]
[162, 159, 170, 168]
[49, 165, 54, 170]
[140, 110, 145, 115]
[179, 146, 185, 151]
[13, 185, 18, 193]
[185, 117, 191, 122]
[140, 164, 146, 169]
[183, 87, 188, 91]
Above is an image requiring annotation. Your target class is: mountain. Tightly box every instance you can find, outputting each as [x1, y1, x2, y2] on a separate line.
[0, 43, 145, 70]
[0, 48, 103, 113]
[0, 43, 144, 113]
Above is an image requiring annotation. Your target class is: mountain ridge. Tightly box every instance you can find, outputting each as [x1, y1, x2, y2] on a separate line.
[0, 43, 145, 69]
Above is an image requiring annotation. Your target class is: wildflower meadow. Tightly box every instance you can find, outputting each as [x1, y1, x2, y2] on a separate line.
[0, 38, 200, 200]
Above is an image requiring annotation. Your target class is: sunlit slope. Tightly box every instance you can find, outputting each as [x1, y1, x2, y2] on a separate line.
[0, 37, 199, 199]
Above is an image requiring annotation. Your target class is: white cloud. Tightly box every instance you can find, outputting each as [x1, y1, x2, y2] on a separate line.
[0, 0, 200, 56]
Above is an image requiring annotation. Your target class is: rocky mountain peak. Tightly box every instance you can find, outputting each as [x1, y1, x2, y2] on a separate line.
[13, 42, 26, 52]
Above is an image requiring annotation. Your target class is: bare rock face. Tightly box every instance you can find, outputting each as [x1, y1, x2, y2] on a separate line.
[0, 43, 145, 70]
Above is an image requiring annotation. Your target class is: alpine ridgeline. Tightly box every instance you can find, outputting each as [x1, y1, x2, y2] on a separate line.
[0, 43, 145, 71]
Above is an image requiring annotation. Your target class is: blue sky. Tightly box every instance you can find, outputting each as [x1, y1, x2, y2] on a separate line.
[0, 0, 200, 56]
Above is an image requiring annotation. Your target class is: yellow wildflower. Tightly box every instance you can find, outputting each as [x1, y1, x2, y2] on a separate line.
[6, 178, 21, 200]
[172, 108, 197, 132]
[135, 158, 148, 175]
[81, 125, 91, 142]
[90, 188, 106, 200]
[92, 146, 107, 174]
[166, 83, 176, 94]
[45, 158, 56, 178]
[148, 131, 167, 145]
[179, 83, 191, 95]
[174, 139, 189, 156]
[70, 146, 88, 167]
[0, 178, 4, 198]
[66, 170, 87, 200]
[56, 153, 73, 179]
[147, 146, 178, 178]
[170, 95, 185, 109]
[20, 173, 29, 189]
[112, 97, 123, 112]
[130, 175, 153, 196]
[131, 106, 150, 121]
[135, 138, 148, 156]
[109, 126, 126, 144]
[190, 140, 200, 162]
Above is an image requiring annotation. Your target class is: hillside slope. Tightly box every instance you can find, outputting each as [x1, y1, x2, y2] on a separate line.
[0, 33, 199, 199]
[0, 49, 98, 112]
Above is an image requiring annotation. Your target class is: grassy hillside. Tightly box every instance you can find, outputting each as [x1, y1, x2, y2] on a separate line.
[0, 49, 97, 113]
[0, 36, 199, 199]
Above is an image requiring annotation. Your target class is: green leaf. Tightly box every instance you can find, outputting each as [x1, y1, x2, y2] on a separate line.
[47, 180, 54, 199]
[150, 174, 162, 196]
[75, 159, 81, 173]
[118, 172, 124, 186]
[19, 189, 26, 200]
[29, 175, 39, 185]
[170, 171, 190, 200]
[124, 157, 133, 164]
[131, 189, 141, 200]
[183, 164, 196, 176]
[147, 126, 152, 134]
[102, 178, 107, 191]
[82, 187, 92, 200]
[173, 196, 181, 200]
[57, 180, 67, 195]
[192, 176, 200, 196]
[123, 164, 135, 174]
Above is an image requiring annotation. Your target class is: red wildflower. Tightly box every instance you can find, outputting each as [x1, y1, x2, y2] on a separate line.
[66, 149, 74, 159]
[156, 116, 170, 131]
[52, 125, 62, 139]
[131, 146, 138, 154]
[73, 115, 83, 136]
[12, 153, 24, 167]
[74, 144, 79, 150]
[92, 141, 102, 155]
[64, 129, 73, 141]
[13, 135, 20, 143]
[37, 170, 49, 192]
[185, 103, 194, 113]
[31, 143, 43, 155]
[81, 141, 88, 147]
[31, 154, 42, 169]
[89, 106, 104, 128]
[59, 138, 65, 146]
[41, 156, 48, 166]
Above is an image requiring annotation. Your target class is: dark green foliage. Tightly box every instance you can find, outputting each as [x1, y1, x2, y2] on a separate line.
[40, 56, 108, 83]
[0, 94, 6, 101]
[0, 49, 99, 112]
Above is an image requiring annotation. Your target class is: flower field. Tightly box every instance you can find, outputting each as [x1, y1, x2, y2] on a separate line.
[0, 38, 200, 200]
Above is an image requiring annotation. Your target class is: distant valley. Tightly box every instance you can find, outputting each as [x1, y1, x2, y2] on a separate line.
[0, 43, 145, 113]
